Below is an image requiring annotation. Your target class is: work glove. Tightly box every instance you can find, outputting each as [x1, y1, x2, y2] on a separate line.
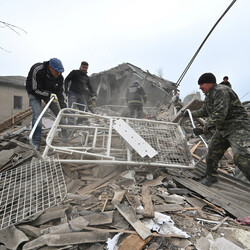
[193, 127, 204, 136]
[92, 100, 96, 107]
[91, 96, 97, 101]
[91, 96, 97, 107]
[180, 109, 189, 117]
[50, 93, 58, 103]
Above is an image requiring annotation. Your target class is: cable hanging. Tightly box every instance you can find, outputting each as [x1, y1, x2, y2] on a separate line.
[175, 0, 237, 88]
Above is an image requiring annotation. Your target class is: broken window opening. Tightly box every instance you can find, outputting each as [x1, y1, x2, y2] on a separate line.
[14, 96, 22, 109]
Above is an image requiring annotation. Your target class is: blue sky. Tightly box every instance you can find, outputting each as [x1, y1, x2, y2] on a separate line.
[1, 0, 249, 101]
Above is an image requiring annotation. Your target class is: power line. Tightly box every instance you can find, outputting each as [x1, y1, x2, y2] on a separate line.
[175, 0, 237, 88]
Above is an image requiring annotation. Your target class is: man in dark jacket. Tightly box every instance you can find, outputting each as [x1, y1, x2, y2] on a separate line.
[26, 58, 67, 149]
[64, 61, 96, 121]
[220, 76, 232, 88]
[126, 81, 147, 118]
[190, 72, 250, 186]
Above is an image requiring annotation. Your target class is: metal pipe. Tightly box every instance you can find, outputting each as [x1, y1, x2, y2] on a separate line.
[29, 96, 55, 158]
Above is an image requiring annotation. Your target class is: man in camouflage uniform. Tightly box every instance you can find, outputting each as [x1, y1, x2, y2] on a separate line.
[126, 81, 147, 118]
[190, 72, 250, 186]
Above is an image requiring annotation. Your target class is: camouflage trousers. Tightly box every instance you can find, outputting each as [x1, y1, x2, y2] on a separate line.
[206, 127, 250, 181]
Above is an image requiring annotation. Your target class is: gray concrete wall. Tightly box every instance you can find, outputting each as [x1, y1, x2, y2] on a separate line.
[0, 84, 29, 122]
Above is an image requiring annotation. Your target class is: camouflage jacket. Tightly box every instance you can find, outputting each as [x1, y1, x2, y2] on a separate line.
[192, 84, 250, 137]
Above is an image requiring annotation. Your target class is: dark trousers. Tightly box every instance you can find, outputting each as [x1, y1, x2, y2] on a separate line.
[68, 90, 88, 124]
[128, 103, 143, 118]
[28, 93, 67, 144]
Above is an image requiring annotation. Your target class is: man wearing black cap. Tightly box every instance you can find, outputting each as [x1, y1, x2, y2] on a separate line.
[220, 76, 232, 88]
[26, 58, 67, 149]
[189, 72, 250, 186]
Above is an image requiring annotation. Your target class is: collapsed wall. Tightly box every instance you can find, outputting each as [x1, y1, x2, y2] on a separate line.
[90, 62, 177, 107]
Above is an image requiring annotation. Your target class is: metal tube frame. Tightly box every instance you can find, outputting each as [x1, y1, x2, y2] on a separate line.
[178, 109, 208, 166]
[41, 108, 196, 169]
[29, 97, 55, 159]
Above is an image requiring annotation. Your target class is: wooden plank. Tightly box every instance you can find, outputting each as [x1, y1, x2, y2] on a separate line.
[118, 234, 152, 250]
[154, 204, 183, 213]
[111, 189, 126, 206]
[190, 141, 201, 154]
[115, 203, 152, 240]
[190, 193, 225, 213]
[125, 192, 141, 209]
[211, 216, 229, 231]
[141, 186, 154, 217]
[0, 107, 32, 133]
[77, 171, 118, 195]
[191, 153, 206, 164]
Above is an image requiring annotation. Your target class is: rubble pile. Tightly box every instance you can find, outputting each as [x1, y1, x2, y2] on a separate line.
[0, 100, 250, 250]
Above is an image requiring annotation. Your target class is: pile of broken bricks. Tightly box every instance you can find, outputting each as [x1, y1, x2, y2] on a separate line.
[0, 104, 250, 249]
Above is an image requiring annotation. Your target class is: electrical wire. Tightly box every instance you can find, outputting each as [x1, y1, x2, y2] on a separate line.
[175, 0, 237, 88]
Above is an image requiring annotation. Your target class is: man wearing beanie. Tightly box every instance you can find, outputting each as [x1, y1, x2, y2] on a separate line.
[189, 72, 250, 186]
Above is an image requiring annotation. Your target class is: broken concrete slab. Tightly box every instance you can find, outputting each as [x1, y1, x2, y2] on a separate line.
[115, 203, 152, 240]
[210, 237, 242, 250]
[218, 227, 250, 249]
[0, 225, 29, 250]
[76, 209, 114, 226]
[23, 231, 110, 249]
[22, 235, 49, 250]
[82, 211, 113, 226]
[0, 149, 15, 167]
[66, 178, 85, 194]
[31, 206, 69, 227]
[46, 231, 110, 247]
[40, 216, 89, 235]
[16, 224, 41, 238]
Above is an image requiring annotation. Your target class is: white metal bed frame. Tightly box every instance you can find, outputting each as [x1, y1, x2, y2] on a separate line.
[39, 108, 196, 169]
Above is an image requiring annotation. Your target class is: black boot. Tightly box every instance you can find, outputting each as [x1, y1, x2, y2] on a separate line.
[201, 175, 218, 187]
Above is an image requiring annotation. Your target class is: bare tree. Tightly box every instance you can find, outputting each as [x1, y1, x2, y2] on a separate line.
[0, 21, 27, 52]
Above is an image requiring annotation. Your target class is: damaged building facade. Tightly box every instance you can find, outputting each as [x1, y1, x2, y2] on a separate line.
[90, 63, 177, 107]
[0, 76, 29, 122]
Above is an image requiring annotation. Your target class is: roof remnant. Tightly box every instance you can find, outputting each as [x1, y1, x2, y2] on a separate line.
[90, 62, 177, 107]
